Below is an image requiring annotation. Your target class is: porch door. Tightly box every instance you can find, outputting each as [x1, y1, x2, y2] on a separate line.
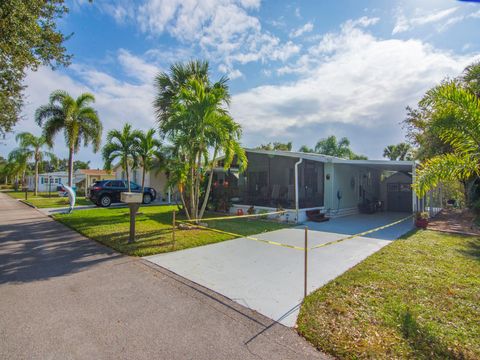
[387, 183, 412, 212]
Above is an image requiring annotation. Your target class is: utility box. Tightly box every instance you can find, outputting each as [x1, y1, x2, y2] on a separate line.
[120, 192, 143, 204]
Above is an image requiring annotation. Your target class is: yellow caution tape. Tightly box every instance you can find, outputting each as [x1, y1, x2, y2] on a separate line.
[310, 214, 414, 250]
[180, 210, 287, 223]
[176, 220, 305, 251]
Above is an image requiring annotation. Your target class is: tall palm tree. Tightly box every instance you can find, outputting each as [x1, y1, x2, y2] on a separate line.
[14, 132, 53, 195]
[154, 60, 210, 124]
[413, 81, 480, 201]
[35, 90, 102, 187]
[134, 128, 162, 192]
[102, 123, 141, 192]
[155, 61, 247, 221]
[383, 144, 398, 160]
[7, 148, 30, 190]
[315, 136, 352, 158]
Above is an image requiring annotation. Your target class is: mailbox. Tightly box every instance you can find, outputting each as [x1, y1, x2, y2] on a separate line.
[120, 192, 143, 204]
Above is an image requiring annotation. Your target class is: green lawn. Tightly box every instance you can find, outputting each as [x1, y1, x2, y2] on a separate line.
[54, 205, 291, 256]
[6, 191, 91, 208]
[297, 230, 480, 359]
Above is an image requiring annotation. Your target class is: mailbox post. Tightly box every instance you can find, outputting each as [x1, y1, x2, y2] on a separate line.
[121, 192, 143, 243]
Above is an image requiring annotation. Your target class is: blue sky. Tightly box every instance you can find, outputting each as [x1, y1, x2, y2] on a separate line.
[2, 0, 480, 168]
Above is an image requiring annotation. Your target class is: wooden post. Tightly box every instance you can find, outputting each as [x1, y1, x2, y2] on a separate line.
[304, 226, 308, 299]
[172, 210, 176, 249]
[128, 203, 140, 243]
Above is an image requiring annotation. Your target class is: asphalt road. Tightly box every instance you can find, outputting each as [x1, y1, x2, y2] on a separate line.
[0, 192, 326, 360]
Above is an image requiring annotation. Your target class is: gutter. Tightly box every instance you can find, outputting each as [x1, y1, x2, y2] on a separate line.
[295, 157, 303, 223]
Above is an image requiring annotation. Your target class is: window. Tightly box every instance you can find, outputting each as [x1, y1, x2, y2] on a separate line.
[212, 153, 325, 209]
[110, 180, 125, 187]
[130, 182, 139, 190]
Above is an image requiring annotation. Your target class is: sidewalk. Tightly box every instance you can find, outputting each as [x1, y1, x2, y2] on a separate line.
[0, 192, 325, 360]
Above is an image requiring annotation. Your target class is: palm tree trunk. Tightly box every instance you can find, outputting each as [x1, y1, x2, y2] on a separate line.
[194, 152, 202, 221]
[34, 158, 39, 196]
[141, 165, 146, 192]
[189, 161, 195, 220]
[199, 148, 217, 220]
[179, 186, 191, 220]
[124, 159, 131, 192]
[68, 146, 74, 187]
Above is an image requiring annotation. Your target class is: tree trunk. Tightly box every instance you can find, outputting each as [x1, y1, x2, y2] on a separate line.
[34, 157, 39, 196]
[68, 146, 74, 187]
[125, 159, 131, 192]
[141, 166, 146, 192]
[189, 162, 195, 220]
[179, 185, 191, 220]
[195, 151, 203, 221]
[199, 148, 217, 220]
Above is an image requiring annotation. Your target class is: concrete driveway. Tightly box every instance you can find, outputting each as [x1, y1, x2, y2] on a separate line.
[146, 212, 414, 326]
[0, 193, 324, 359]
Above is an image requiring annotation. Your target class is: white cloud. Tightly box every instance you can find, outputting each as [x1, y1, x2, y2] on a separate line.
[290, 22, 314, 38]
[393, 7, 459, 34]
[231, 17, 480, 157]
[85, 0, 299, 73]
[117, 49, 160, 84]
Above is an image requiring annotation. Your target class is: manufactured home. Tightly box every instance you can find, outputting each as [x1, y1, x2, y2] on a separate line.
[212, 149, 422, 223]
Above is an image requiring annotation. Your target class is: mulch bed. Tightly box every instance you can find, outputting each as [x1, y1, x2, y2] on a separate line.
[427, 208, 480, 236]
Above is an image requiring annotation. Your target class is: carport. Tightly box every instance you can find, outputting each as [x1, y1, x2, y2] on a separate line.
[145, 212, 414, 327]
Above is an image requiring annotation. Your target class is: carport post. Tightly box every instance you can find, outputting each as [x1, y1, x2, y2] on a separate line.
[304, 226, 308, 299]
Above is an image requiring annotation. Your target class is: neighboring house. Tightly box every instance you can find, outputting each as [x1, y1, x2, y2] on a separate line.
[212, 149, 423, 223]
[74, 169, 115, 196]
[111, 163, 172, 202]
[27, 171, 69, 192]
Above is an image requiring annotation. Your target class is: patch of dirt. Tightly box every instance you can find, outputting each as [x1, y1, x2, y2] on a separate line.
[427, 208, 480, 235]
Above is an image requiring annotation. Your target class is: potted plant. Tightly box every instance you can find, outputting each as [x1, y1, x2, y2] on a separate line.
[415, 211, 429, 229]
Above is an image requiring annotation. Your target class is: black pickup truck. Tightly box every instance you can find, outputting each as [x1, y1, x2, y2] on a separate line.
[87, 180, 157, 207]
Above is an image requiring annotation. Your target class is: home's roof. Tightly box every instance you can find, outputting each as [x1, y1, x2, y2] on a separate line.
[76, 169, 112, 175]
[242, 148, 414, 172]
[38, 171, 68, 176]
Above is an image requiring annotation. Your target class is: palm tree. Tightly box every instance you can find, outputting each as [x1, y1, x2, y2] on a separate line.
[102, 123, 141, 192]
[298, 145, 314, 153]
[413, 81, 480, 201]
[35, 90, 102, 187]
[315, 136, 351, 158]
[7, 148, 30, 190]
[14, 132, 54, 195]
[134, 128, 162, 192]
[383, 144, 398, 160]
[154, 60, 247, 221]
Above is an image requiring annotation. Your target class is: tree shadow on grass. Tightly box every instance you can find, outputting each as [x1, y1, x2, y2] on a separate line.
[400, 309, 465, 359]
[458, 238, 480, 262]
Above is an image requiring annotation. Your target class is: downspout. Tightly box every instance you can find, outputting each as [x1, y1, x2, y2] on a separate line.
[295, 158, 303, 224]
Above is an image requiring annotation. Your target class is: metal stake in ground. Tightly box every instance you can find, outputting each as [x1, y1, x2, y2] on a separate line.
[304, 226, 308, 299]
[128, 203, 141, 243]
[172, 210, 176, 249]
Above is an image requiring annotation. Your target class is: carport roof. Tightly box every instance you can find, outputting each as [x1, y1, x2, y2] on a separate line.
[243, 149, 414, 172]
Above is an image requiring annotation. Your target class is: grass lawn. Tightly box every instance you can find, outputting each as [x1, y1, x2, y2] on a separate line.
[6, 191, 91, 208]
[54, 205, 291, 256]
[297, 230, 480, 359]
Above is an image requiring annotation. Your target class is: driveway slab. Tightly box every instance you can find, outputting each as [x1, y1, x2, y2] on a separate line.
[145, 212, 414, 326]
[0, 192, 324, 359]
